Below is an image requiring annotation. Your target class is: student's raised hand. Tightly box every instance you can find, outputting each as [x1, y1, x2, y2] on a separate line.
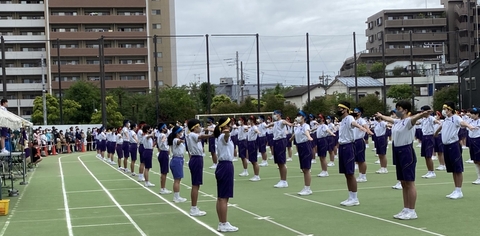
[375, 112, 383, 118]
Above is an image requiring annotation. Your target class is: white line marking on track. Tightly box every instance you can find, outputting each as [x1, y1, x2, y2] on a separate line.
[72, 223, 132, 228]
[285, 182, 453, 194]
[0, 161, 38, 236]
[66, 187, 141, 194]
[62, 199, 217, 211]
[93, 157, 224, 236]
[8, 212, 180, 224]
[59, 156, 74, 236]
[97, 179, 131, 182]
[284, 193, 445, 236]
[78, 156, 147, 236]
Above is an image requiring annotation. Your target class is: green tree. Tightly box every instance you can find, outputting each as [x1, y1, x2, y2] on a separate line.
[302, 97, 329, 116]
[187, 82, 203, 113]
[212, 102, 241, 114]
[261, 84, 294, 97]
[155, 86, 197, 123]
[31, 94, 60, 125]
[64, 80, 100, 123]
[357, 63, 368, 76]
[211, 94, 232, 109]
[91, 96, 123, 128]
[238, 97, 257, 113]
[387, 84, 414, 103]
[262, 94, 286, 112]
[282, 104, 299, 120]
[369, 62, 385, 78]
[392, 66, 404, 76]
[433, 85, 459, 112]
[356, 94, 387, 117]
[62, 99, 82, 124]
[199, 82, 216, 113]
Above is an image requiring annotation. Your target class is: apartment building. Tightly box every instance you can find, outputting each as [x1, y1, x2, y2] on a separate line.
[1, 0, 177, 119]
[340, 8, 448, 76]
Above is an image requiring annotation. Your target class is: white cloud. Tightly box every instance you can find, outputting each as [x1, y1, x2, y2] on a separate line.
[173, 0, 443, 86]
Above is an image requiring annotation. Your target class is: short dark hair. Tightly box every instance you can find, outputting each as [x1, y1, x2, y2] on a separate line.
[421, 105, 431, 111]
[444, 101, 456, 111]
[396, 100, 412, 113]
[0, 99, 7, 106]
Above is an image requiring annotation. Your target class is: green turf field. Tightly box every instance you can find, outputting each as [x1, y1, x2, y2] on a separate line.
[0, 143, 478, 236]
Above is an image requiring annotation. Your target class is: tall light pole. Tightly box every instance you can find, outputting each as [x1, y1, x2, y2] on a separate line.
[41, 54, 47, 125]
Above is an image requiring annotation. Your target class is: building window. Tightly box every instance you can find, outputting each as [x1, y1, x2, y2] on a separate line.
[466, 77, 476, 90]
[157, 66, 163, 72]
[154, 52, 163, 58]
[151, 10, 161, 15]
[152, 23, 161, 29]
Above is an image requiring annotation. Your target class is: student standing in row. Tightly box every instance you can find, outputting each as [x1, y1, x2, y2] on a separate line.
[268, 110, 293, 188]
[467, 108, 480, 184]
[141, 125, 155, 187]
[156, 123, 172, 194]
[290, 111, 314, 195]
[315, 114, 335, 177]
[168, 126, 187, 203]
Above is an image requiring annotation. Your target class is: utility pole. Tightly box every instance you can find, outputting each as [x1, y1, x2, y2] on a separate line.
[432, 64, 437, 98]
[381, 31, 387, 113]
[41, 54, 47, 125]
[353, 32, 358, 104]
[206, 34, 211, 114]
[57, 39, 63, 124]
[98, 36, 107, 128]
[153, 35, 160, 123]
[240, 61, 244, 103]
[236, 51, 240, 104]
[1, 36, 6, 99]
[468, 0, 473, 108]
[410, 31, 415, 109]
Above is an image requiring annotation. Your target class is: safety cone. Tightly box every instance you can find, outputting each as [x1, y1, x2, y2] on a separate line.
[67, 144, 71, 153]
[81, 142, 86, 152]
[52, 145, 57, 155]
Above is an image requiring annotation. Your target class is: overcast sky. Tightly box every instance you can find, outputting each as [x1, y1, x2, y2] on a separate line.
[174, 0, 443, 86]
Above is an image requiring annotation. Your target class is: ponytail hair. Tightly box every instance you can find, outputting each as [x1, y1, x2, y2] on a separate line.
[167, 126, 182, 146]
[214, 117, 229, 138]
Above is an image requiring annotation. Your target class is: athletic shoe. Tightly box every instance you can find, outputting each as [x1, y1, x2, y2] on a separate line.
[334, 155, 338, 159]
[462, 146, 468, 150]
[138, 177, 145, 182]
[109, 160, 116, 165]
[327, 162, 335, 167]
[232, 158, 238, 162]
[365, 144, 369, 149]
[159, 189, 172, 195]
[397, 210, 418, 220]
[298, 188, 312, 196]
[371, 148, 377, 151]
[190, 208, 206, 217]
[144, 182, 155, 187]
[173, 196, 187, 203]
[472, 178, 480, 185]
[259, 161, 268, 167]
[436, 165, 446, 171]
[340, 198, 359, 206]
[268, 156, 274, 160]
[388, 141, 392, 144]
[432, 156, 438, 160]
[249, 176, 261, 182]
[217, 222, 238, 232]
[465, 159, 474, 164]
[238, 171, 249, 177]
[355, 164, 359, 170]
[317, 171, 329, 177]
[124, 169, 131, 174]
[393, 209, 408, 219]
[374, 159, 380, 164]
[392, 182, 403, 190]
[131, 172, 136, 176]
[375, 168, 388, 174]
[103, 158, 108, 162]
[273, 181, 288, 188]
[356, 176, 367, 183]
[422, 172, 436, 179]
[311, 159, 317, 164]
[448, 191, 463, 199]
[416, 144, 421, 148]
[294, 153, 299, 156]
[118, 167, 124, 171]
[286, 158, 292, 162]
[209, 164, 217, 169]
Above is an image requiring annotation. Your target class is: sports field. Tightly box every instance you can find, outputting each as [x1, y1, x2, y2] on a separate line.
[0, 144, 477, 236]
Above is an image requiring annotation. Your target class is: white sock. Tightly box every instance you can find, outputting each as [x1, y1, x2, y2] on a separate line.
[476, 164, 480, 179]
[348, 191, 353, 199]
[305, 186, 310, 190]
[351, 192, 358, 200]
[174, 192, 179, 198]
[408, 208, 415, 213]
[403, 207, 409, 212]
[191, 206, 197, 210]
[243, 169, 248, 173]
[455, 187, 462, 193]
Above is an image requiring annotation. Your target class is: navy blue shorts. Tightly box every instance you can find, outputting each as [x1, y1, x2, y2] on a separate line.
[158, 150, 169, 174]
[375, 135, 387, 155]
[267, 133, 274, 147]
[1, 127, 8, 138]
[458, 128, 467, 140]
[394, 144, 417, 181]
[257, 136, 267, 153]
[238, 139, 247, 159]
[316, 137, 328, 157]
[338, 143, 355, 175]
[273, 138, 287, 164]
[386, 128, 392, 137]
[129, 143, 138, 161]
[122, 141, 130, 158]
[143, 149, 153, 169]
[231, 135, 238, 148]
[310, 134, 317, 148]
[444, 141, 464, 173]
[297, 142, 312, 170]
[107, 141, 115, 154]
[170, 156, 184, 179]
[208, 137, 216, 153]
[189, 155, 204, 186]
[248, 140, 258, 163]
[434, 134, 444, 153]
[469, 137, 480, 162]
[364, 132, 369, 142]
[421, 135, 434, 158]
[116, 144, 123, 158]
[354, 139, 366, 163]
[138, 144, 145, 163]
[215, 161, 234, 199]
[415, 129, 423, 140]
[286, 134, 293, 148]
[327, 136, 335, 152]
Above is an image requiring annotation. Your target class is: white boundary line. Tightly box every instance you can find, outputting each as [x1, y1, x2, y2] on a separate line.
[285, 182, 453, 194]
[72, 223, 133, 228]
[66, 187, 142, 194]
[59, 156, 74, 236]
[78, 156, 147, 236]
[284, 193, 445, 236]
[81, 156, 224, 236]
[96, 179, 131, 182]
[61, 199, 217, 211]
[0, 161, 38, 236]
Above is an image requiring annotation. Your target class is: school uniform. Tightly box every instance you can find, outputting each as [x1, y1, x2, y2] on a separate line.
[458, 115, 468, 141]
[316, 124, 329, 157]
[170, 138, 185, 179]
[186, 132, 204, 185]
[465, 116, 473, 148]
[286, 126, 293, 148]
[207, 124, 216, 153]
[230, 125, 239, 149]
[415, 119, 423, 141]
[420, 116, 435, 158]
[122, 127, 130, 158]
[353, 118, 367, 163]
[391, 118, 417, 181]
[215, 133, 234, 198]
[433, 121, 444, 153]
[116, 133, 124, 159]
[441, 115, 464, 173]
[137, 129, 145, 163]
[309, 121, 318, 149]
[247, 125, 259, 163]
[142, 135, 154, 169]
[338, 116, 356, 174]
[266, 126, 274, 147]
[156, 131, 169, 174]
[468, 119, 480, 162]
[327, 123, 336, 152]
[98, 132, 107, 152]
[272, 120, 287, 164]
[373, 121, 387, 155]
[107, 132, 116, 154]
[129, 130, 138, 161]
[257, 122, 267, 154]
[295, 123, 312, 170]
[237, 125, 248, 159]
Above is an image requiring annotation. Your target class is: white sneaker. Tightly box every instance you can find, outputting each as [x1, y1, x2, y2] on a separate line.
[110, 160, 116, 165]
[268, 156, 274, 160]
[462, 146, 468, 150]
[131, 172, 136, 176]
[372, 148, 377, 151]
[249, 176, 261, 182]
[124, 169, 131, 173]
[274, 181, 288, 188]
[103, 158, 108, 162]
[416, 144, 421, 148]
[422, 172, 436, 179]
[356, 176, 367, 183]
[190, 208, 207, 216]
[397, 210, 418, 220]
[209, 164, 217, 169]
[327, 162, 335, 167]
[145, 182, 155, 187]
[159, 189, 172, 195]
[393, 209, 408, 219]
[334, 155, 338, 159]
[448, 191, 463, 199]
[432, 156, 438, 160]
[472, 178, 480, 185]
[173, 196, 187, 203]
[317, 171, 329, 177]
[294, 153, 299, 156]
[298, 188, 312, 196]
[232, 158, 238, 162]
[217, 222, 239, 232]
[374, 159, 380, 164]
[355, 164, 359, 170]
[118, 167, 124, 171]
[311, 159, 317, 164]
[286, 158, 292, 162]
[375, 168, 388, 174]
[138, 177, 145, 182]
[466, 159, 474, 164]
[436, 165, 446, 171]
[392, 182, 403, 190]
[238, 171, 249, 177]
[388, 141, 392, 144]
[365, 144, 369, 149]
[259, 161, 268, 167]
[340, 198, 359, 206]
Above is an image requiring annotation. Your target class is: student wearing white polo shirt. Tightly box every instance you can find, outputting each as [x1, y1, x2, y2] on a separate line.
[419, 106, 441, 179]
[467, 108, 480, 184]
[434, 102, 477, 199]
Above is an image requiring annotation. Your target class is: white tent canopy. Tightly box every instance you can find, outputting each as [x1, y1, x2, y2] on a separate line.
[0, 109, 33, 130]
